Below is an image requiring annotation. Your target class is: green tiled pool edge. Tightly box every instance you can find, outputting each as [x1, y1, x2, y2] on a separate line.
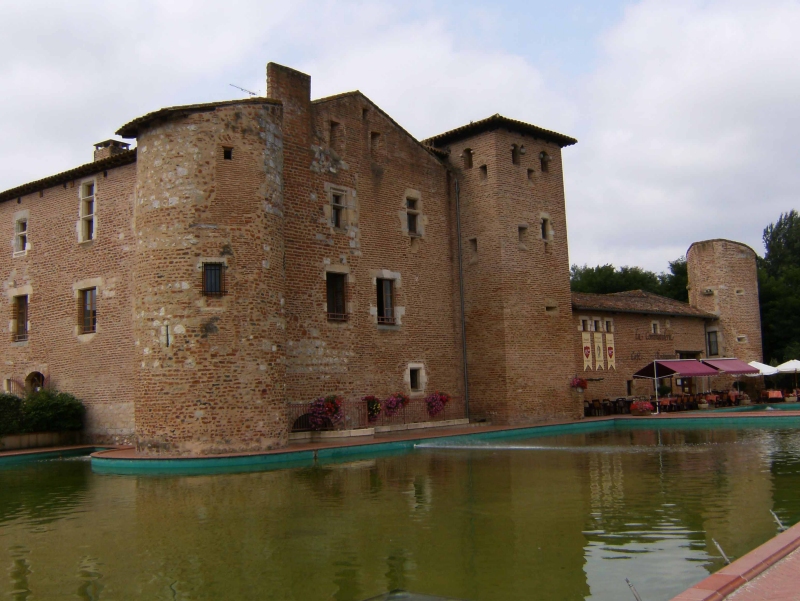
[87, 414, 800, 475]
[0, 447, 103, 466]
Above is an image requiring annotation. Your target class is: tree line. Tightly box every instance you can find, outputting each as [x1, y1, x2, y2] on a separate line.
[570, 210, 800, 364]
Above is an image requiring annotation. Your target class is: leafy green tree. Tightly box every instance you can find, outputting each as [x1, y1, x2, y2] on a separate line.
[657, 257, 689, 302]
[759, 210, 800, 363]
[570, 257, 688, 301]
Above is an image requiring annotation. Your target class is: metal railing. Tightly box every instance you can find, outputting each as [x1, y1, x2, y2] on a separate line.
[288, 396, 466, 433]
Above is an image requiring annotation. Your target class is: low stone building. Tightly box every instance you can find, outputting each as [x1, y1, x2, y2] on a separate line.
[0, 62, 762, 454]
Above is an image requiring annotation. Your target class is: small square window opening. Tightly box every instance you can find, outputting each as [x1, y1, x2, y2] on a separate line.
[223, 147, 233, 160]
[202, 263, 227, 297]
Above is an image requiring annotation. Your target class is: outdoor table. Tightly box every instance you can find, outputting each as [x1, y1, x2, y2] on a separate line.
[767, 390, 783, 400]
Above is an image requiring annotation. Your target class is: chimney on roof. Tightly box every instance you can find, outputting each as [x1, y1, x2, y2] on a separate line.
[93, 139, 130, 162]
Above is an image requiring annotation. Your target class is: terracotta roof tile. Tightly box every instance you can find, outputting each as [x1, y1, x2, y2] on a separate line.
[422, 114, 577, 148]
[572, 290, 715, 318]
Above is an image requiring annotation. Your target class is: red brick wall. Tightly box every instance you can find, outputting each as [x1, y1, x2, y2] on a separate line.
[268, 64, 465, 415]
[446, 130, 581, 423]
[0, 163, 137, 442]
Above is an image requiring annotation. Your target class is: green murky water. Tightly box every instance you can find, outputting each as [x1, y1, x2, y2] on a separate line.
[2, 423, 800, 601]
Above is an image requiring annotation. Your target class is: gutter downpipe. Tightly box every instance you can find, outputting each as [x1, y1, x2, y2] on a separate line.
[454, 177, 470, 420]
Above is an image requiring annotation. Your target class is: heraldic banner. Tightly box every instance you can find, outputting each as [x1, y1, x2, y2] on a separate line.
[582, 332, 592, 370]
[606, 333, 616, 370]
[594, 332, 605, 370]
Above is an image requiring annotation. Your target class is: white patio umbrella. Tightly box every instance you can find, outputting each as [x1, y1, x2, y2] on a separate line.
[776, 359, 800, 389]
[746, 361, 780, 377]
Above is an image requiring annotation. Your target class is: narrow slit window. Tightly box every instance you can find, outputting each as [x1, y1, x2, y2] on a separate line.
[518, 225, 528, 245]
[410, 368, 421, 391]
[541, 218, 550, 240]
[326, 273, 347, 322]
[511, 144, 520, 165]
[331, 192, 345, 228]
[370, 132, 382, 155]
[652, 322, 659, 334]
[12, 295, 28, 342]
[79, 288, 97, 334]
[462, 148, 473, 169]
[223, 147, 233, 160]
[15, 219, 28, 253]
[406, 198, 419, 236]
[80, 182, 95, 241]
[527, 168, 535, 181]
[469, 237, 478, 254]
[479, 165, 487, 179]
[376, 278, 395, 325]
[202, 263, 226, 297]
[707, 331, 719, 356]
[539, 152, 550, 172]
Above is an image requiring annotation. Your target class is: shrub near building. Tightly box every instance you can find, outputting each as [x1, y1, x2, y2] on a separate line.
[0, 390, 85, 436]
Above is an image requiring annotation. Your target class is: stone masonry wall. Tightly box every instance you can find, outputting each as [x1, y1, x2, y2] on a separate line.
[132, 101, 287, 454]
[268, 63, 464, 416]
[446, 130, 581, 424]
[687, 239, 763, 363]
[0, 163, 137, 442]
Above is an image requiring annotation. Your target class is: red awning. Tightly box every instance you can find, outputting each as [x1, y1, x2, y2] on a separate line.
[633, 359, 720, 379]
[701, 358, 760, 375]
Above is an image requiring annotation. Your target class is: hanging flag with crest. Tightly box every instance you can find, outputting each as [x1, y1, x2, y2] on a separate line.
[594, 332, 605, 370]
[582, 332, 592, 370]
[606, 333, 616, 370]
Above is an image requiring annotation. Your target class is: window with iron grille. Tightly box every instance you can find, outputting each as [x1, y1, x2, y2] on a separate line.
[326, 273, 347, 321]
[376, 278, 395, 325]
[12, 295, 28, 342]
[79, 288, 97, 334]
[202, 263, 227, 297]
[406, 198, 420, 236]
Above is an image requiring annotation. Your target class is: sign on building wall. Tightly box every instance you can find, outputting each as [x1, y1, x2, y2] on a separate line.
[582, 332, 592, 370]
[606, 334, 616, 370]
[594, 332, 605, 370]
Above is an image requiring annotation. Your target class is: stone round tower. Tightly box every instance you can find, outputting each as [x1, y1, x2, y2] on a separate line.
[128, 100, 287, 455]
[687, 239, 762, 363]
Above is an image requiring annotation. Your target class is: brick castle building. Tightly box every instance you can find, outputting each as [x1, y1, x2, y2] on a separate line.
[0, 63, 762, 454]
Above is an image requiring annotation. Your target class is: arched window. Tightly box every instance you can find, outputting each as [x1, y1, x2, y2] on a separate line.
[462, 148, 473, 169]
[511, 144, 520, 165]
[25, 371, 44, 394]
[539, 151, 550, 172]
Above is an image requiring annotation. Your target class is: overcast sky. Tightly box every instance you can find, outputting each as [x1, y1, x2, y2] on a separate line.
[1, 0, 798, 271]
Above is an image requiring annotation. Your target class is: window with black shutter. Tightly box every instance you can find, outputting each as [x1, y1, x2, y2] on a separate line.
[326, 273, 347, 321]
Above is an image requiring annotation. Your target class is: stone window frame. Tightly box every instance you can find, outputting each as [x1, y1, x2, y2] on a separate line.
[604, 318, 614, 333]
[406, 362, 427, 397]
[400, 189, 424, 239]
[72, 277, 102, 341]
[540, 213, 554, 243]
[651, 320, 660, 334]
[578, 316, 591, 332]
[77, 178, 97, 243]
[323, 263, 351, 325]
[370, 269, 404, 329]
[593, 318, 603, 332]
[323, 183, 355, 232]
[7, 283, 32, 346]
[13, 209, 30, 257]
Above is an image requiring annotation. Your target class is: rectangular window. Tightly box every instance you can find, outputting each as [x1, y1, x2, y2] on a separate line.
[581, 319, 588, 331]
[605, 320, 613, 333]
[376, 278, 395, 325]
[15, 219, 28, 254]
[406, 198, 419, 236]
[707, 331, 719, 356]
[79, 288, 96, 334]
[202, 263, 226, 297]
[594, 320, 601, 332]
[331, 192, 345, 229]
[326, 273, 347, 321]
[518, 225, 528, 244]
[410, 368, 421, 391]
[652, 322, 659, 334]
[223, 147, 233, 160]
[626, 380, 633, 396]
[541, 217, 550, 240]
[12, 295, 28, 342]
[80, 182, 95, 241]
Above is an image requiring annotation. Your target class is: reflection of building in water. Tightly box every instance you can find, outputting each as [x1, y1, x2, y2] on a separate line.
[588, 452, 625, 513]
